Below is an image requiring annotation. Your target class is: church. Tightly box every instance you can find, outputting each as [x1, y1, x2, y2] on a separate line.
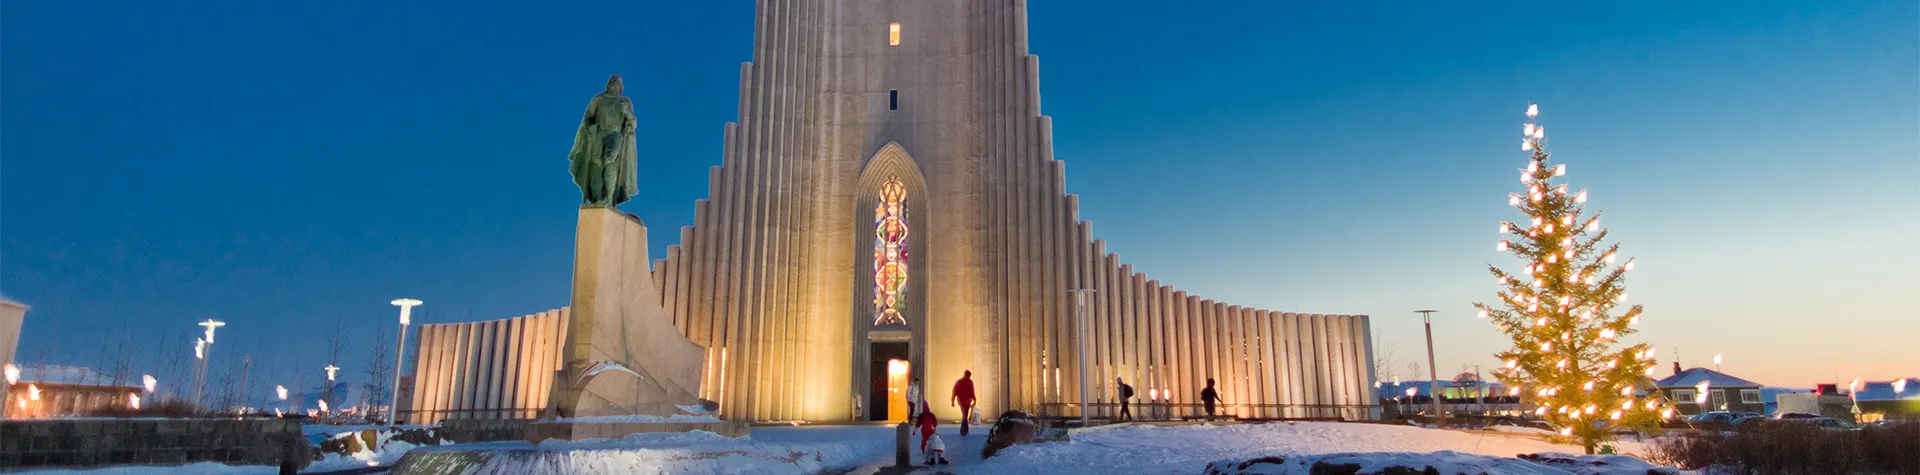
[404, 1, 1378, 424]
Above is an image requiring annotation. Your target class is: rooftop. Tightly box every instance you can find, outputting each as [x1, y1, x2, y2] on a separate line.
[1655, 367, 1762, 389]
[7, 363, 141, 388]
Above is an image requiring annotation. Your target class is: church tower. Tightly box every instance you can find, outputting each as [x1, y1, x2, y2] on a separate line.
[649, 1, 1379, 423]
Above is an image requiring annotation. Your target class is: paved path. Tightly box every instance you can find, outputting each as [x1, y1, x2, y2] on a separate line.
[830, 425, 990, 475]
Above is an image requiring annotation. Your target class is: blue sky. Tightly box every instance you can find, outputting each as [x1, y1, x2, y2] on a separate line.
[3, 1, 1914, 395]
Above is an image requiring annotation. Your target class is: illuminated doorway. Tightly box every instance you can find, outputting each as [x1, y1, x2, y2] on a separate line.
[868, 341, 909, 421]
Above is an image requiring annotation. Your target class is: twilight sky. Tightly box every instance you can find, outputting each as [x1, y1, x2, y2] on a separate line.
[2, 1, 1914, 396]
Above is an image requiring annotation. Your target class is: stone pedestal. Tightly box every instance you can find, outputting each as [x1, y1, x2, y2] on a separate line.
[525, 420, 749, 442]
[548, 208, 707, 418]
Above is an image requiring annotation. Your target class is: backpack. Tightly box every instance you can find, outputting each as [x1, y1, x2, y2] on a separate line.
[1120, 383, 1134, 399]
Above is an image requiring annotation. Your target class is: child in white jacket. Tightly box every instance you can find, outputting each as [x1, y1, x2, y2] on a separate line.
[924, 432, 949, 465]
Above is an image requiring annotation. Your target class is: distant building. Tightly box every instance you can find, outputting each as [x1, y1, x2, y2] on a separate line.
[3, 364, 142, 418]
[0, 300, 26, 409]
[1655, 365, 1764, 415]
[1853, 378, 1920, 422]
[1776, 392, 1853, 418]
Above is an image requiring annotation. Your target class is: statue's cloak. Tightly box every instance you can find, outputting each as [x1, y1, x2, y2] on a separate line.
[568, 94, 639, 207]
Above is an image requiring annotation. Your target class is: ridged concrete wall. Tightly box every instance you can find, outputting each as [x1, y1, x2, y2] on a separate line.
[639, 0, 1379, 422]
[407, 309, 567, 425]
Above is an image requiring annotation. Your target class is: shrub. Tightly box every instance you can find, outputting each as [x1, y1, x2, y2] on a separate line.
[1646, 420, 1920, 474]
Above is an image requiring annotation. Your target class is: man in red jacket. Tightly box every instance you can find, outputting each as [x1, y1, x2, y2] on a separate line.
[951, 370, 976, 435]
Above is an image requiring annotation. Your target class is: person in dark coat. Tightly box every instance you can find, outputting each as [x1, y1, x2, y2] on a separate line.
[1200, 377, 1223, 418]
[952, 370, 977, 435]
[1115, 377, 1134, 422]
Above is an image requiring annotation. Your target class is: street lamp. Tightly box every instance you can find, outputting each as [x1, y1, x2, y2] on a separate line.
[388, 298, 422, 424]
[1415, 310, 1443, 425]
[323, 364, 340, 410]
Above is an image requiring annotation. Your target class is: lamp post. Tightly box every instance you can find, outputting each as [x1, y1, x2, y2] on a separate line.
[323, 364, 340, 409]
[1067, 289, 1095, 427]
[388, 298, 422, 424]
[1415, 310, 1442, 425]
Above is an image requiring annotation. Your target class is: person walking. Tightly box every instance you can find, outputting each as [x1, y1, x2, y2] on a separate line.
[1115, 377, 1135, 422]
[906, 377, 924, 420]
[1200, 377, 1223, 419]
[952, 370, 977, 435]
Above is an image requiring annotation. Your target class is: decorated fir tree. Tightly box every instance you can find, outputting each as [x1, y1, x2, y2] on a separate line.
[1475, 103, 1670, 453]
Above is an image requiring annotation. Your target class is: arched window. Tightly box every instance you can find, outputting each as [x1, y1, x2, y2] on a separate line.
[874, 176, 909, 325]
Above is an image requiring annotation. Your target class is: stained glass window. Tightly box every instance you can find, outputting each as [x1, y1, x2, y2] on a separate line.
[874, 176, 909, 326]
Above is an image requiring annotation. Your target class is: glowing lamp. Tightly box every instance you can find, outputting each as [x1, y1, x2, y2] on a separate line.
[277, 385, 289, 401]
[1533, 126, 1545, 139]
[1582, 381, 1595, 391]
[1405, 387, 1417, 397]
[1497, 240, 1509, 252]
[1524, 124, 1535, 136]
[391, 298, 423, 325]
[1509, 195, 1522, 206]
[1610, 410, 1622, 421]
[1661, 408, 1675, 419]
[1505, 359, 1517, 369]
[1535, 407, 1547, 416]
[319, 400, 330, 412]
[29, 384, 41, 401]
[198, 319, 226, 345]
[130, 394, 141, 410]
[1604, 252, 1616, 264]
[1500, 223, 1512, 234]
[1622, 387, 1633, 396]
[1554, 164, 1566, 176]
[1528, 161, 1539, 173]
[1522, 140, 1534, 152]
[1713, 354, 1722, 366]
[1624, 260, 1636, 272]
[1560, 428, 1573, 436]
[887, 359, 909, 376]
[1557, 184, 1568, 194]
[143, 375, 156, 394]
[1541, 342, 1552, 352]
[1510, 388, 1521, 396]
[194, 339, 207, 360]
[324, 364, 340, 382]
[1600, 328, 1616, 339]
[1575, 190, 1588, 203]
[1477, 309, 1488, 319]
[1527, 103, 1539, 118]
[1543, 223, 1554, 233]
[3, 364, 16, 385]
[1895, 379, 1907, 394]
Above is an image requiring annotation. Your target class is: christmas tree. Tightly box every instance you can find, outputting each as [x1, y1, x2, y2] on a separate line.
[1475, 103, 1671, 454]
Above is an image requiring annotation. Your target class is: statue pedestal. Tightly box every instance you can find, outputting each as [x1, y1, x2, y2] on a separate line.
[548, 207, 707, 418]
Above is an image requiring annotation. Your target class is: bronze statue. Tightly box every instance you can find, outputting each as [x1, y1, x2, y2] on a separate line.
[568, 74, 640, 208]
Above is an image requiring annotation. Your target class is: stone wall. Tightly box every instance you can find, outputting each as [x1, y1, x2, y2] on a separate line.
[0, 418, 306, 471]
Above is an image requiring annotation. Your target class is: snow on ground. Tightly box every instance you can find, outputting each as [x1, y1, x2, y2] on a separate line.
[1200, 451, 1671, 475]
[400, 425, 895, 474]
[12, 421, 1666, 474]
[947, 422, 1653, 474]
[11, 463, 277, 475]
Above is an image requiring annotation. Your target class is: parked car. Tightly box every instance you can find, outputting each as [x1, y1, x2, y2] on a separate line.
[1773, 412, 1821, 420]
[1782, 417, 1860, 431]
[1688, 411, 1763, 427]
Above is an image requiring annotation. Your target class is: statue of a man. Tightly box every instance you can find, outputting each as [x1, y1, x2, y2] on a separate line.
[568, 74, 640, 208]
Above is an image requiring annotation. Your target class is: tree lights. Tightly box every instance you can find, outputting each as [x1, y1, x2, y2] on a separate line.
[1475, 103, 1663, 454]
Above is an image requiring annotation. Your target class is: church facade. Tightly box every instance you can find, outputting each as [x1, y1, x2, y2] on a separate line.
[642, 0, 1380, 422]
